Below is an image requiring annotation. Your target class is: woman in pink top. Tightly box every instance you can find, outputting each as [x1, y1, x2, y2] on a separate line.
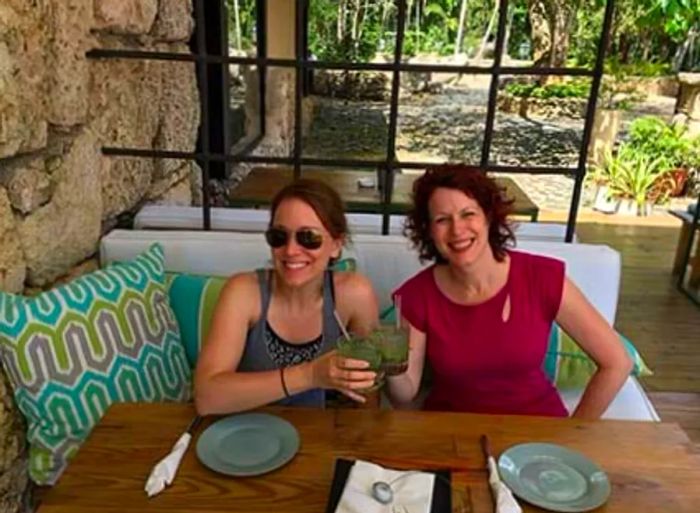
[387, 165, 632, 419]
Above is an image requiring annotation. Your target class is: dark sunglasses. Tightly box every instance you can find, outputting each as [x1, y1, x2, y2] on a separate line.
[265, 227, 324, 250]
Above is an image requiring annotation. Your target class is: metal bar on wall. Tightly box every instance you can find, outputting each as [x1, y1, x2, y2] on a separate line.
[194, 0, 212, 229]
[100, 146, 580, 175]
[565, 0, 615, 242]
[293, 0, 305, 179]
[257, 0, 268, 136]
[382, 0, 408, 235]
[85, 48, 594, 78]
[301, 0, 311, 96]
[86, 0, 619, 240]
[479, 0, 509, 169]
[202, 0, 229, 181]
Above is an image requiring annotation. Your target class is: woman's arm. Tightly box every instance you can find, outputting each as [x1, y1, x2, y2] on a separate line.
[556, 277, 633, 420]
[194, 273, 308, 414]
[195, 272, 378, 414]
[385, 322, 427, 408]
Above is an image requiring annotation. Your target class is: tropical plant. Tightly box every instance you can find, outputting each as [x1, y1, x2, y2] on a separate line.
[628, 116, 699, 170]
[604, 144, 668, 208]
[225, 0, 258, 50]
[589, 146, 626, 188]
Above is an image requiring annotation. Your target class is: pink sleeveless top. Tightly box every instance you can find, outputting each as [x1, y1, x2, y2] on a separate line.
[394, 250, 568, 417]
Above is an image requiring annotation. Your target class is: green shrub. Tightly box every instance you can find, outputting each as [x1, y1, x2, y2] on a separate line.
[604, 60, 673, 78]
[628, 116, 699, 170]
[504, 80, 590, 100]
[596, 144, 668, 207]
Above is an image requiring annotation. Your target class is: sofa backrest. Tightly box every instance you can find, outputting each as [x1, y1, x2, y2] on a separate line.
[134, 205, 577, 241]
[101, 229, 620, 323]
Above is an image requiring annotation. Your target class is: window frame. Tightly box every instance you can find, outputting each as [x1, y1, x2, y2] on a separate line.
[87, 0, 616, 241]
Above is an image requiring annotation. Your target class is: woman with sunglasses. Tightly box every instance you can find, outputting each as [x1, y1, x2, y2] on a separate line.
[194, 179, 380, 414]
[386, 164, 632, 419]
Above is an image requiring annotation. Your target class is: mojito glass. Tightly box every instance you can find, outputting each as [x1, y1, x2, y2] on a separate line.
[374, 325, 409, 376]
[336, 335, 384, 392]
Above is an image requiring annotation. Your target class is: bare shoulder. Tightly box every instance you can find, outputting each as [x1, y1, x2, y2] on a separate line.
[333, 271, 379, 331]
[333, 271, 376, 301]
[218, 271, 262, 312]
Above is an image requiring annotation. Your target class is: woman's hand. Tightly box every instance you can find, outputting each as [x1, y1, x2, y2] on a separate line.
[309, 350, 377, 403]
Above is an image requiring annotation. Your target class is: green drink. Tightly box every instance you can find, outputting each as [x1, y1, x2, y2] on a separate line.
[336, 335, 384, 392]
[374, 326, 409, 376]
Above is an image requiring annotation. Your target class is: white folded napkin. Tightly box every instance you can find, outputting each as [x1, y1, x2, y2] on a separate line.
[145, 432, 192, 497]
[335, 460, 435, 513]
[487, 456, 522, 513]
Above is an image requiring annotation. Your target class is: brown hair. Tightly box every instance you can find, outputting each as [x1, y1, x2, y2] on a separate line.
[269, 178, 350, 243]
[404, 164, 515, 263]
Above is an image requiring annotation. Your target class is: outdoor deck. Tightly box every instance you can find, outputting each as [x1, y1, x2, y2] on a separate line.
[542, 211, 700, 444]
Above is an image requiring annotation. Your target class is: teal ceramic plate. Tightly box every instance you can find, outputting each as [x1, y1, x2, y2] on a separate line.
[498, 443, 611, 512]
[196, 413, 300, 476]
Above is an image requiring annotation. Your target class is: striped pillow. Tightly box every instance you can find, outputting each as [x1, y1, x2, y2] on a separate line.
[544, 324, 653, 389]
[165, 273, 226, 368]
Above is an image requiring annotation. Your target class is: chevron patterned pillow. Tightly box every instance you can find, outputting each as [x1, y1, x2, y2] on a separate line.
[0, 243, 191, 485]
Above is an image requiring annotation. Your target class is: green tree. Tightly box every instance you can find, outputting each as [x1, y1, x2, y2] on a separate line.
[652, 0, 700, 70]
[527, 0, 582, 68]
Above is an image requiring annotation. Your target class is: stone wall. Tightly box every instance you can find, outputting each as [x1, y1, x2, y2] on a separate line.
[674, 73, 700, 138]
[311, 70, 389, 101]
[498, 93, 588, 119]
[0, 1, 199, 510]
[627, 76, 679, 98]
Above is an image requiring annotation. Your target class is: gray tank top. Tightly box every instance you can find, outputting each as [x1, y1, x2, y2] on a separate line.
[238, 269, 342, 373]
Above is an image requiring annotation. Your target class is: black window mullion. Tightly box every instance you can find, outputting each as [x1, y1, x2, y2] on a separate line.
[479, 0, 509, 169]
[383, 0, 409, 236]
[293, 0, 305, 179]
[97, 146, 583, 176]
[257, 0, 267, 136]
[86, 0, 619, 240]
[565, 0, 616, 242]
[199, 0, 229, 182]
[194, 0, 212, 230]
[85, 48, 596, 78]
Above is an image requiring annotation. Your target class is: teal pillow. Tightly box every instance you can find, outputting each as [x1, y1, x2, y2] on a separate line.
[166, 258, 357, 367]
[380, 304, 397, 325]
[0, 243, 191, 485]
[166, 273, 227, 368]
[544, 323, 653, 389]
[330, 258, 356, 272]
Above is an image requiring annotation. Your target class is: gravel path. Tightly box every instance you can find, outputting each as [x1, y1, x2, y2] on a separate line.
[302, 84, 676, 211]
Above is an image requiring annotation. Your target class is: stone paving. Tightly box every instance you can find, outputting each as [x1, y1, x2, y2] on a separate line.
[302, 84, 678, 212]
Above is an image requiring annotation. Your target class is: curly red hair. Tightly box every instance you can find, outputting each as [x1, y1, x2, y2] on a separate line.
[404, 164, 516, 263]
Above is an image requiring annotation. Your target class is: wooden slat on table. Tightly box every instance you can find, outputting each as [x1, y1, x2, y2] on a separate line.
[38, 403, 700, 513]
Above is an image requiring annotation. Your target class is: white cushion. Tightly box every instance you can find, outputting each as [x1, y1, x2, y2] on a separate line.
[100, 229, 655, 421]
[102, 230, 617, 319]
[385, 376, 660, 422]
[134, 205, 576, 241]
[561, 376, 659, 421]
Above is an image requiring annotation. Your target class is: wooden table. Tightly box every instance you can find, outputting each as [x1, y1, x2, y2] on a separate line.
[38, 403, 700, 512]
[230, 167, 540, 221]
